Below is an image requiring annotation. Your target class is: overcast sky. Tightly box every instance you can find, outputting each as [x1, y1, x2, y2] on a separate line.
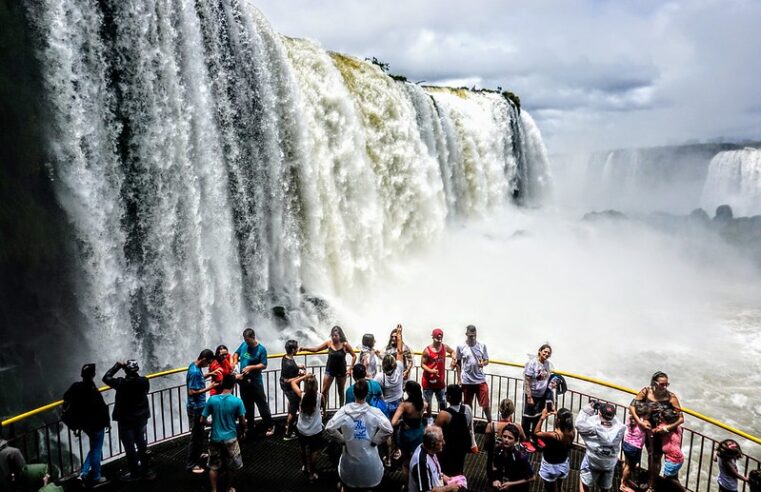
[254, 0, 761, 154]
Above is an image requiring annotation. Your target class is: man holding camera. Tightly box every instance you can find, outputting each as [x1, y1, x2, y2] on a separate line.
[575, 400, 625, 492]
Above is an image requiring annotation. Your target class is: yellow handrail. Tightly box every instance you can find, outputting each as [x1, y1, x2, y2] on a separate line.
[3, 353, 760, 447]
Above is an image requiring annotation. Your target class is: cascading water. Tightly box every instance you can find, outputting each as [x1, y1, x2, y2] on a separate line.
[700, 148, 761, 217]
[24, 0, 551, 371]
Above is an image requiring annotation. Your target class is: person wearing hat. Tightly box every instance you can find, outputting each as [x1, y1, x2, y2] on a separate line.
[575, 400, 625, 492]
[103, 360, 152, 481]
[455, 325, 491, 423]
[63, 363, 110, 486]
[421, 328, 455, 422]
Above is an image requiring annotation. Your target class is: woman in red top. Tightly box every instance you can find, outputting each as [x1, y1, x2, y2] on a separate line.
[209, 345, 233, 395]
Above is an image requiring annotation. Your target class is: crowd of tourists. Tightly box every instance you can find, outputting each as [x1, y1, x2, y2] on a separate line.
[1, 325, 760, 492]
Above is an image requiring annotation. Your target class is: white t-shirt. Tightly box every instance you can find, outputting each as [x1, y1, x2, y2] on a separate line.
[375, 360, 404, 402]
[456, 341, 489, 385]
[524, 357, 552, 397]
[297, 393, 323, 436]
[409, 443, 444, 492]
[325, 402, 393, 488]
[575, 406, 625, 470]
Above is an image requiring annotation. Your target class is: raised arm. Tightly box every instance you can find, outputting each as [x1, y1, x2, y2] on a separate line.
[301, 340, 330, 353]
[534, 407, 557, 440]
[102, 362, 123, 388]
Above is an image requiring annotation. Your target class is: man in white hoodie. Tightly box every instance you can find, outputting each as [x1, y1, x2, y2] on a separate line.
[576, 401, 626, 492]
[326, 378, 393, 490]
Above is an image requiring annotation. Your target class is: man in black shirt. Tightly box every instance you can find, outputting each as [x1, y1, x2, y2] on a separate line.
[63, 363, 110, 486]
[103, 360, 152, 481]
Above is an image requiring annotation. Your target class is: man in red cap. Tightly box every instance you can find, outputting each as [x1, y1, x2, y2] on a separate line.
[421, 328, 455, 422]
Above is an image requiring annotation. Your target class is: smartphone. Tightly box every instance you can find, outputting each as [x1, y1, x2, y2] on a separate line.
[546, 400, 554, 412]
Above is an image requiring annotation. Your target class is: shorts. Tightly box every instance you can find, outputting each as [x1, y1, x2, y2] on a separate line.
[283, 387, 299, 415]
[622, 441, 643, 466]
[663, 460, 683, 478]
[397, 425, 424, 454]
[462, 382, 490, 409]
[386, 399, 401, 418]
[423, 388, 446, 411]
[298, 429, 325, 450]
[208, 439, 243, 472]
[539, 458, 570, 482]
[580, 455, 614, 490]
[523, 390, 553, 419]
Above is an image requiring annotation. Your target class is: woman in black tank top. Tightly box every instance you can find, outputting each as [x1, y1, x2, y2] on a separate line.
[535, 407, 575, 492]
[301, 326, 356, 408]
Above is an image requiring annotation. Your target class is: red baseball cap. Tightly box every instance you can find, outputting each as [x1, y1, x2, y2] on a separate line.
[431, 328, 444, 338]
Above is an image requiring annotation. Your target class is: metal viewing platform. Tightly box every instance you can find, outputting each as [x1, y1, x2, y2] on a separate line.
[2, 354, 759, 491]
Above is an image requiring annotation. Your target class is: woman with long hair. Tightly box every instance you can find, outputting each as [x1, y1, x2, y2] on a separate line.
[535, 407, 575, 492]
[522, 343, 553, 441]
[629, 371, 684, 492]
[290, 373, 324, 483]
[281, 340, 305, 439]
[384, 324, 414, 381]
[391, 380, 427, 481]
[301, 326, 356, 409]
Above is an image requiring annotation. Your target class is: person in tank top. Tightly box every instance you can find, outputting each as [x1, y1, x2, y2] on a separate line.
[301, 325, 356, 409]
[421, 328, 455, 420]
[535, 407, 575, 492]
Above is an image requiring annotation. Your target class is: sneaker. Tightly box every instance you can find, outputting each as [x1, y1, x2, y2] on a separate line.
[87, 476, 109, 488]
[118, 471, 140, 482]
[283, 432, 298, 441]
[521, 441, 536, 453]
[190, 465, 205, 474]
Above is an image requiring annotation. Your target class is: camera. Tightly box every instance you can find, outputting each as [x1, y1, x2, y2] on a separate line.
[589, 399, 602, 412]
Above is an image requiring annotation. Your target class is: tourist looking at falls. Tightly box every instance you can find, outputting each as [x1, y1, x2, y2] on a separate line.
[300, 326, 356, 409]
[232, 328, 274, 438]
[102, 360, 153, 481]
[360, 333, 381, 379]
[325, 378, 393, 490]
[62, 363, 110, 486]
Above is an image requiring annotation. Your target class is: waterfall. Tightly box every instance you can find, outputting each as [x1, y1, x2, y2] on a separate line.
[701, 148, 761, 217]
[25, 0, 552, 368]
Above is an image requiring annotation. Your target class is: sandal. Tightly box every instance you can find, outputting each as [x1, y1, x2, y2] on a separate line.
[265, 427, 276, 437]
[309, 473, 319, 483]
[392, 449, 402, 460]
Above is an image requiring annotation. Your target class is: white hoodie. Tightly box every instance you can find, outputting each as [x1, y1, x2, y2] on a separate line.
[575, 404, 625, 470]
[326, 402, 393, 488]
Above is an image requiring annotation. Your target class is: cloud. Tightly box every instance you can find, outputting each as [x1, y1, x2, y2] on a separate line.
[253, 0, 761, 153]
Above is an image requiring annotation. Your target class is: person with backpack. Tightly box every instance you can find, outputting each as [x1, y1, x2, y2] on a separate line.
[103, 360, 152, 482]
[63, 363, 110, 486]
[435, 384, 476, 476]
[345, 363, 385, 412]
[325, 379, 393, 490]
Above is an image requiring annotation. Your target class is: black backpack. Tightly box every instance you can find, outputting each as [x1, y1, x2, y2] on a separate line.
[61, 383, 84, 431]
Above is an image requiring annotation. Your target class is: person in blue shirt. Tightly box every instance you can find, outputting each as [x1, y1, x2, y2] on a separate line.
[202, 374, 246, 492]
[231, 328, 274, 437]
[346, 363, 384, 404]
[186, 349, 218, 473]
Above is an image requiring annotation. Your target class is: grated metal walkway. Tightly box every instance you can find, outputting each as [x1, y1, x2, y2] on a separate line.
[59, 427, 616, 492]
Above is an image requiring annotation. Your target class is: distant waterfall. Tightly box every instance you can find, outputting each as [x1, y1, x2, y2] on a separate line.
[701, 148, 761, 217]
[26, 0, 551, 367]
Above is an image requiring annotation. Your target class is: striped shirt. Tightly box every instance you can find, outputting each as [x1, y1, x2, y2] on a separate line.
[409, 443, 443, 492]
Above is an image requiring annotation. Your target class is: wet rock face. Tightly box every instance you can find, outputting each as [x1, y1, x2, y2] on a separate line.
[714, 204, 734, 222]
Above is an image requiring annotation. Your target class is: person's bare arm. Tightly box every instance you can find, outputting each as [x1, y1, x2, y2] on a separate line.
[421, 351, 437, 374]
[345, 341, 357, 368]
[534, 408, 557, 439]
[391, 402, 406, 427]
[301, 340, 330, 353]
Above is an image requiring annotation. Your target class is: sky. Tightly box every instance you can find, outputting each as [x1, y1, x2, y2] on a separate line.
[253, 0, 761, 154]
